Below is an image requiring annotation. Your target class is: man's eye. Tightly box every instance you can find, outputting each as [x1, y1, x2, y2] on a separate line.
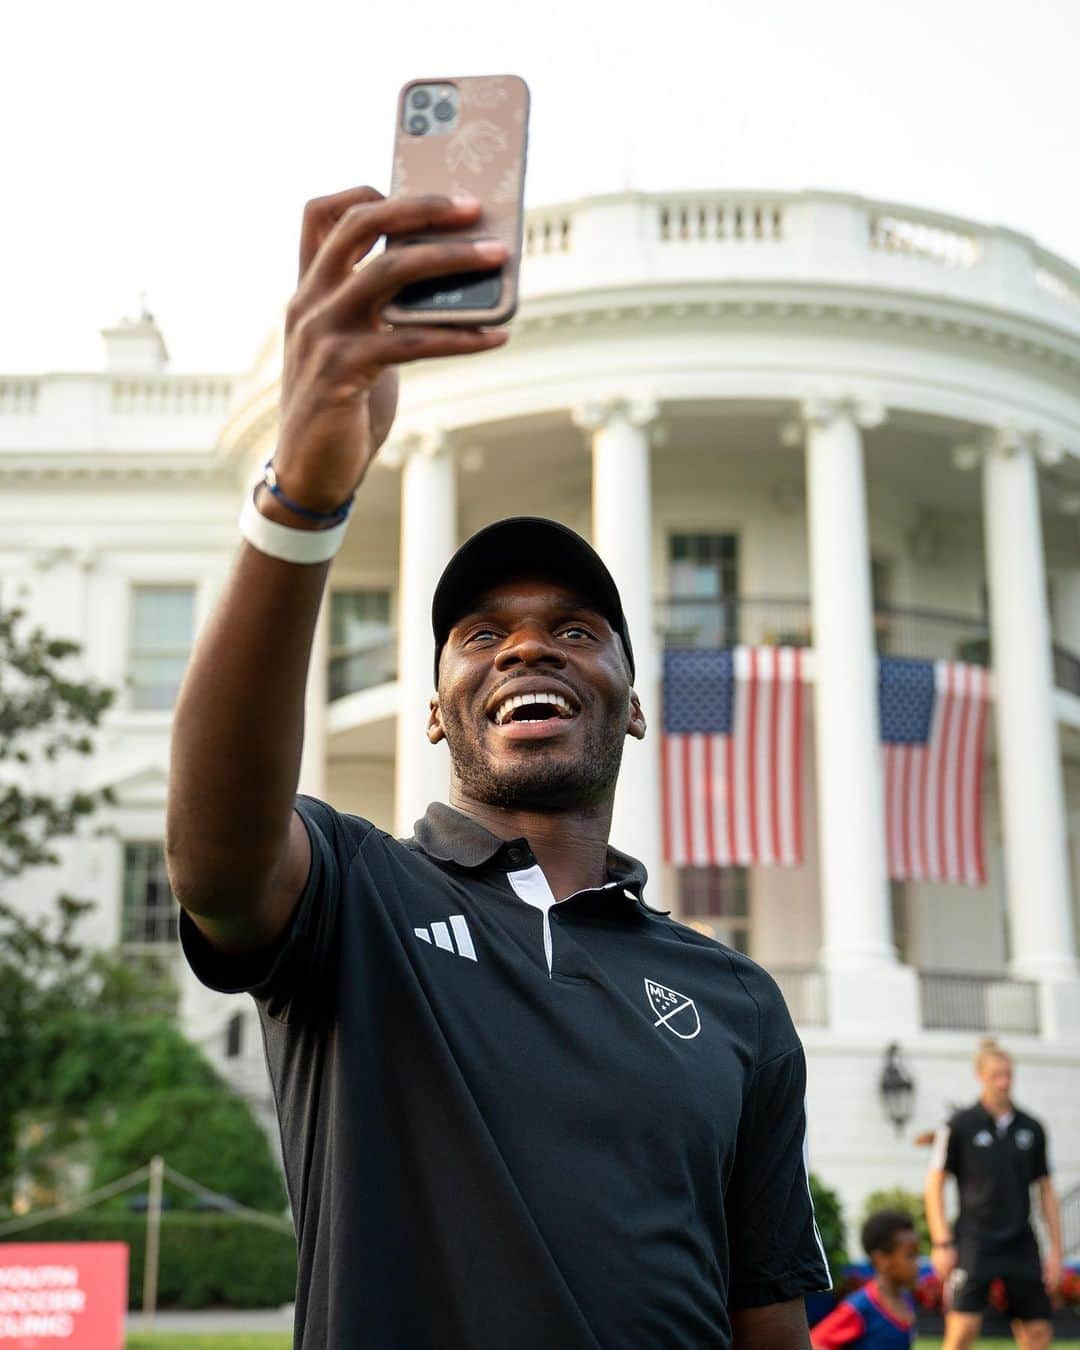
[467, 629, 500, 643]
[560, 626, 594, 640]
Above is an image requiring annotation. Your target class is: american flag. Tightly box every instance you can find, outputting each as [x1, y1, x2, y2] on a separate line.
[661, 646, 806, 867]
[880, 658, 991, 886]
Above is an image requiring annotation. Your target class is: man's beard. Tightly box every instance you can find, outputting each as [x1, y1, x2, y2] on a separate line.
[440, 701, 626, 810]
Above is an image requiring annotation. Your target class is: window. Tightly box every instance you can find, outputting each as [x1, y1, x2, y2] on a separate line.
[890, 880, 912, 964]
[871, 558, 894, 654]
[225, 1012, 245, 1059]
[122, 843, 178, 946]
[667, 533, 740, 648]
[130, 584, 195, 710]
[676, 866, 751, 953]
[329, 589, 394, 698]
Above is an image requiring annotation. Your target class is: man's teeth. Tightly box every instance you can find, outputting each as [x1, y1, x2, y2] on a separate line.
[494, 692, 574, 725]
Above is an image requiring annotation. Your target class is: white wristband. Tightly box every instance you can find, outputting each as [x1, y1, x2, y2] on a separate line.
[238, 485, 348, 564]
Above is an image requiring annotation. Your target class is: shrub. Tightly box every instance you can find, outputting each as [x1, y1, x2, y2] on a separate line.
[861, 1186, 929, 1250]
[92, 1087, 286, 1214]
[809, 1172, 847, 1288]
[0, 1214, 296, 1310]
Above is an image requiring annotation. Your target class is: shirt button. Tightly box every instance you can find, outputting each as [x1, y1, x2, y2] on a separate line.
[507, 848, 525, 866]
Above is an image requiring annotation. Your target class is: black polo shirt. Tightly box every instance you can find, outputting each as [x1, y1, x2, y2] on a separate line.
[181, 795, 829, 1349]
[933, 1101, 1050, 1275]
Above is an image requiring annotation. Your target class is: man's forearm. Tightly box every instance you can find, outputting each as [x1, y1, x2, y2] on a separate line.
[1041, 1181, 1063, 1258]
[925, 1172, 952, 1244]
[166, 532, 329, 914]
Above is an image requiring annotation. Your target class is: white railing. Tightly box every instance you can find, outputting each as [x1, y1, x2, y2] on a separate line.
[524, 212, 573, 256]
[869, 212, 980, 268]
[0, 380, 40, 414]
[658, 198, 784, 243]
[110, 377, 233, 415]
[517, 190, 1080, 336]
[1035, 262, 1080, 312]
[770, 967, 827, 1027]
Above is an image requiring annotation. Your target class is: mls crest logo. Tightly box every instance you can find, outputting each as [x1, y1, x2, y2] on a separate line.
[644, 979, 701, 1040]
[1016, 1128, 1034, 1151]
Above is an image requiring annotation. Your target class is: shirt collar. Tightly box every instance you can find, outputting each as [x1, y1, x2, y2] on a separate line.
[409, 802, 668, 916]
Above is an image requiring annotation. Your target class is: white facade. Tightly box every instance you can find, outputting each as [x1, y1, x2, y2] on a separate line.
[3, 192, 1080, 1233]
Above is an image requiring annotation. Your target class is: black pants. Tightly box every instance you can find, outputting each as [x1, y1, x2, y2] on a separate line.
[949, 1246, 1051, 1321]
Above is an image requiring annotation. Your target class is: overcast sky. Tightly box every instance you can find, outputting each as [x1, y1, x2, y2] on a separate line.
[4, 0, 1077, 373]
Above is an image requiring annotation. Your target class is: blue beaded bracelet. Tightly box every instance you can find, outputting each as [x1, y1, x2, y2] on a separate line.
[260, 459, 356, 524]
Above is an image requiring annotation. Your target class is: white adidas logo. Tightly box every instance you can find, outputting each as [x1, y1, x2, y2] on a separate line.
[414, 914, 477, 962]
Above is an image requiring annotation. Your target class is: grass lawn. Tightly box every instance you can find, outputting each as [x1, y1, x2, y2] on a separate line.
[127, 1338, 292, 1349]
[124, 1340, 1077, 1349]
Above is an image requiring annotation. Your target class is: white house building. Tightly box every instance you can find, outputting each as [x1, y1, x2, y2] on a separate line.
[2, 188, 1079, 1237]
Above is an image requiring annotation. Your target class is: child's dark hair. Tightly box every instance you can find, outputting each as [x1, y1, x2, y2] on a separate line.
[861, 1208, 917, 1257]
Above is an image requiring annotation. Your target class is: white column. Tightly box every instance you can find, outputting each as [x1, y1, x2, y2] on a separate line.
[297, 601, 329, 798]
[575, 396, 663, 894]
[394, 432, 454, 839]
[982, 429, 1077, 983]
[798, 397, 918, 1032]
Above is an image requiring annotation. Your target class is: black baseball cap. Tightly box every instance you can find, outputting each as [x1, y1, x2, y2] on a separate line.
[431, 517, 635, 685]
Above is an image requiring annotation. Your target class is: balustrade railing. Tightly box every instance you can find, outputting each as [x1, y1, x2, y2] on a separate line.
[919, 971, 1040, 1034]
[653, 596, 1080, 697]
[768, 968, 827, 1027]
[328, 637, 397, 700]
[657, 198, 784, 244]
[0, 380, 40, 414]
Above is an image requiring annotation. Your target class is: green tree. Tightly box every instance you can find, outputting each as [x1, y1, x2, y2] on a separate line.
[93, 1087, 287, 1214]
[0, 604, 124, 1192]
[862, 1186, 930, 1250]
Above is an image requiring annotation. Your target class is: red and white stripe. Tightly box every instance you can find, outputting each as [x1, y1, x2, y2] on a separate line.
[662, 646, 806, 867]
[883, 661, 991, 886]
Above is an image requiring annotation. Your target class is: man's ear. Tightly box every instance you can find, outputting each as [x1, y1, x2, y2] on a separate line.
[626, 689, 646, 741]
[427, 696, 445, 745]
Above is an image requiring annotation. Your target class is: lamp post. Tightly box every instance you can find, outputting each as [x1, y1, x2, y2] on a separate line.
[879, 1042, 915, 1136]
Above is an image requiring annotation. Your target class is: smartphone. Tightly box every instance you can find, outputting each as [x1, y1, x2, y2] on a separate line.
[383, 74, 530, 327]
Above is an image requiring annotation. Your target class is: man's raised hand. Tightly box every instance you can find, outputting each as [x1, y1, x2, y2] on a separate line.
[273, 187, 508, 515]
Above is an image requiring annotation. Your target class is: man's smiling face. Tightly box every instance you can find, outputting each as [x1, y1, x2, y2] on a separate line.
[429, 575, 645, 811]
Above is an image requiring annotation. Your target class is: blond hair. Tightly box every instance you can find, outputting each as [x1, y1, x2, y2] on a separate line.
[974, 1037, 1012, 1072]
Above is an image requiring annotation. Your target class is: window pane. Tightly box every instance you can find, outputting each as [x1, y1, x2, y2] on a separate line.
[130, 585, 195, 710]
[330, 589, 391, 649]
[678, 866, 749, 918]
[122, 843, 178, 945]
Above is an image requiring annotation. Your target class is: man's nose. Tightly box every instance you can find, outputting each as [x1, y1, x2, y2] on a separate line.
[494, 625, 567, 669]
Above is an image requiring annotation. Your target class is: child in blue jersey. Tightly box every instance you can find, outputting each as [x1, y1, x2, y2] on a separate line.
[811, 1209, 920, 1349]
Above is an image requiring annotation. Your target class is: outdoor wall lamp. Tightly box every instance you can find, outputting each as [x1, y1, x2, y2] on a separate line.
[879, 1042, 916, 1136]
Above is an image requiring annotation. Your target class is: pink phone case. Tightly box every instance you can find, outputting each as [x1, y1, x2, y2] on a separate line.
[383, 74, 530, 326]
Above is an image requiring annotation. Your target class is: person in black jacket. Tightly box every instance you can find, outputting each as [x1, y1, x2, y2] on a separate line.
[925, 1038, 1063, 1350]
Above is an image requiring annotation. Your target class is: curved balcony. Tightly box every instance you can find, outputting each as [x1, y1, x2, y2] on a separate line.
[326, 597, 1080, 701]
[656, 596, 1080, 698]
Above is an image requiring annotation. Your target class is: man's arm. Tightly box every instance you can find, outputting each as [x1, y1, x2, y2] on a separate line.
[1037, 1175, 1063, 1293]
[925, 1165, 957, 1281]
[731, 1297, 811, 1350]
[166, 186, 508, 955]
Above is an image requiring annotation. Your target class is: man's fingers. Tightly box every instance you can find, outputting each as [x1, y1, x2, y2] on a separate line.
[301, 193, 484, 298]
[319, 237, 508, 328]
[368, 325, 509, 367]
[298, 186, 384, 281]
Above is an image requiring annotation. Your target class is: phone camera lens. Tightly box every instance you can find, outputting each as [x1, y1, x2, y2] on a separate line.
[409, 89, 431, 110]
[433, 99, 455, 123]
[408, 113, 429, 135]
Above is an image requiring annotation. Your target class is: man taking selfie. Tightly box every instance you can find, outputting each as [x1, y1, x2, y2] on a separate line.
[167, 186, 829, 1349]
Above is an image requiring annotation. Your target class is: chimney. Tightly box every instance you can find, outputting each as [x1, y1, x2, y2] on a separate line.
[101, 296, 169, 373]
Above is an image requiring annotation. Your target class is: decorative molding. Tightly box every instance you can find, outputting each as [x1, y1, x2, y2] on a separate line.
[511, 293, 1080, 377]
[572, 394, 662, 436]
[0, 454, 234, 486]
[780, 395, 887, 442]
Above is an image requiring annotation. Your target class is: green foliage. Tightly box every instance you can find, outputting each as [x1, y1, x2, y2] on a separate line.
[0, 1213, 296, 1310]
[0, 606, 116, 878]
[809, 1172, 848, 1288]
[862, 1185, 930, 1250]
[92, 1087, 287, 1215]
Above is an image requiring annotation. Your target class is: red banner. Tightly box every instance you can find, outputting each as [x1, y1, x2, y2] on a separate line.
[0, 1244, 128, 1348]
